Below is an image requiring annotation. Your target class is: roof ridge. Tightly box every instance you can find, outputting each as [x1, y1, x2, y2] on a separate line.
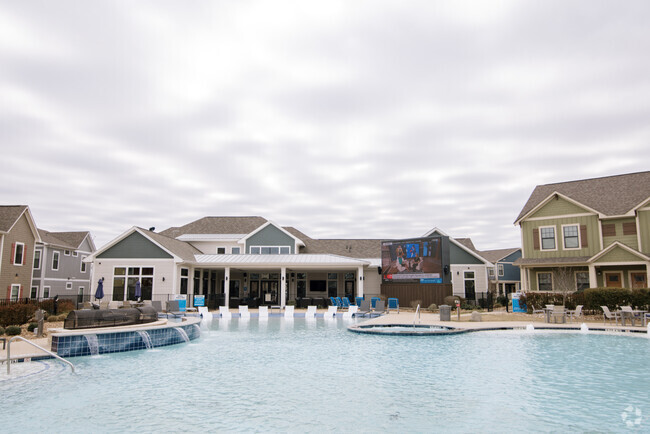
[538, 170, 650, 187]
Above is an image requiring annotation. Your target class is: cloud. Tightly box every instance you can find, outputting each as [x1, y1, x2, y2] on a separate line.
[1, 0, 649, 251]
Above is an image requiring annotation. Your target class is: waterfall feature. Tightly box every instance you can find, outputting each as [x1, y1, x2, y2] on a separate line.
[137, 330, 153, 349]
[192, 324, 201, 338]
[580, 323, 589, 333]
[84, 334, 99, 356]
[526, 324, 535, 332]
[174, 327, 190, 343]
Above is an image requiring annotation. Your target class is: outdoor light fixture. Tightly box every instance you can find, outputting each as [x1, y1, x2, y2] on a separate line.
[162, 277, 165, 282]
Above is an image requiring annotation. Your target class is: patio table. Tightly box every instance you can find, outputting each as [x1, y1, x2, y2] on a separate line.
[619, 309, 647, 326]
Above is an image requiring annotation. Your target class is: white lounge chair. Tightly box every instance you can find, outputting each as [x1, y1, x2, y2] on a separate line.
[305, 305, 317, 318]
[239, 305, 250, 318]
[324, 305, 337, 319]
[343, 305, 359, 319]
[284, 305, 294, 318]
[219, 306, 232, 319]
[258, 306, 269, 319]
[198, 306, 212, 320]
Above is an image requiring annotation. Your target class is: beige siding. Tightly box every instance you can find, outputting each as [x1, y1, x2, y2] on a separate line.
[92, 258, 177, 300]
[0, 214, 36, 298]
[529, 196, 591, 218]
[521, 215, 599, 259]
[363, 267, 381, 297]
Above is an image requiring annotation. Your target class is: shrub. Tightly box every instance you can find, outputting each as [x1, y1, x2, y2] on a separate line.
[27, 322, 38, 332]
[5, 326, 22, 336]
[0, 303, 38, 328]
[47, 315, 61, 323]
[38, 299, 75, 315]
[410, 300, 422, 309]
[443, 295, 461, 306]
[496, 295, 509, 306]
[520, 288, 650, 314]
[0, 327, 4, 335]
[428, 304, 438, 312]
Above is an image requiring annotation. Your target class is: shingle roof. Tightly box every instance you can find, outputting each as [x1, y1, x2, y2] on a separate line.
[142, 228, 203, 262]
[479, 248, 520, 263]
[160, 216, 268, 238]
[455, 238, 477, 252]
[38, 229, 90, 249]
[0, 205, 28, 233]
[284, 227, 381, 258]
[515, 171, 650, 223]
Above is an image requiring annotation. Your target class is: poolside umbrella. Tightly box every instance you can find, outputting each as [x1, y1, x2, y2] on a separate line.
[135, 280, 141, 301]
[95, 278, 104, 300]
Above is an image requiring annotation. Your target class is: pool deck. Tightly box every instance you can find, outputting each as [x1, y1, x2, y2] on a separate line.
[2, 309, 648, 362]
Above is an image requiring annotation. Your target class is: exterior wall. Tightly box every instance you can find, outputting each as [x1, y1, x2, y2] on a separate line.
[640, 208, 650, 254]
[98, 232, 173, 259]
[38, 245, 93, 297]
[363, 267, 382, 297]
[188, 241, 241, 254]
[0, 214, 36, 299]
[450, 243, 483, 265]
[529, 196, 591, 218]
[92, 258, 177, 301]
[500, 250, 522, 281]
[450, 265, 488, 298]
[245, 225, 295, 253]
[602, 218, 639, 250]
[521, 214, 600, 259]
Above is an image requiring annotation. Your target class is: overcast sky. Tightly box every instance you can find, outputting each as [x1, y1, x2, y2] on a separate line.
[1, 0, 649, 251]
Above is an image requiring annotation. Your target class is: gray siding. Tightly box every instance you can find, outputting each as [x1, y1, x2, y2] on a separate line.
[98, 232, 173, 259]
[245, 225, 295, 253]
[450, 243, 483, 265]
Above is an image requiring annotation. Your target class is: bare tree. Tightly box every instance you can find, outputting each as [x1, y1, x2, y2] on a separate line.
[553, 266, 577, 306]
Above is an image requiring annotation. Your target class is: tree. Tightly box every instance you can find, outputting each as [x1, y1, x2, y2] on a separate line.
[553, 266, 577, 306]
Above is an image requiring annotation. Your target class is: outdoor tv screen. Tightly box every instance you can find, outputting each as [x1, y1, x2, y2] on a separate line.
[381, 237, 443, 283]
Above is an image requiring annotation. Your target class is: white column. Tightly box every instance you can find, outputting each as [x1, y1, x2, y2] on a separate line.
[224, 267, 230, 308]
[358, 266, 364, 298]
[280, 267, 287, 307]
[588, 264, 598, 289]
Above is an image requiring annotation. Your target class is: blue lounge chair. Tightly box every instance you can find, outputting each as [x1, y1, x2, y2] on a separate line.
[387, 298, 399, 313]
[335, 297, 344, 308]
[341, 297, 351, 309]
[355, 296, 364, 306]
[330, 297, 338, 307]
[371, 297, 381, 309]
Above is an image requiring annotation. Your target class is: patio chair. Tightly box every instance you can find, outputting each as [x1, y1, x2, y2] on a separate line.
[550, 305, 565, 324]
[373, 300, 386, 316]
[371, 297, 381, 309]
[566, 305, 583, 322]
[219, 306, 232, 319]
[601, 306, 620, 325]
[340, 297, 351, 309]
[387, 298, 399, 313]
[239, 305, 250, 319]
[355, 296, 364, 306]
[343, 305, 358, 319]
[198, 306, 212, 320]
[531, 305, 545, 317]
[258, 306, 269, 319]
[358, 299, 372, 317]
[166, 300, 184, 318]
[284, 305, 295, 318]
[151, 300, 163, 313]
[305, 305, 317, 319]
[335, 297, 344, 308]
[329, 297, 338, 307]
[324, 305, 337, 318]
[122, 300, 132, 308]
[99, 301, 110, 309]
[620, 306, 637, 326]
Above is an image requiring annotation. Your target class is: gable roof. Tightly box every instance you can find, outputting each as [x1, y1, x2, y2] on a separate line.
[515, 171, 650, 223]
[238, 221, 305, 247]
[479, 248, 521, 263]
[160, 216, 268, 239]
[0, 205, 29, 233]
[38, 229, 93, 250]
[423, 227, 492, 265]
[283, 227, 381, 259]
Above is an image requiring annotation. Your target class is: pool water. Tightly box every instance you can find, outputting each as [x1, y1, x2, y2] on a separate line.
[1, 318, 649, 433]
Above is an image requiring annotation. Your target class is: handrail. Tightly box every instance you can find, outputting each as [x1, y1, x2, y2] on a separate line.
[6, 336, 75, 374]
[413, 304, 421, 326]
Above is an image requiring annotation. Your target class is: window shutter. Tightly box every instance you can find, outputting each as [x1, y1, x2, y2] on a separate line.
[533, 228, 540, 250]
[6, 286, 10, 299]
[622, 222, 637, 235]
[10, 242, 15, 264]
[19, 285, 23, 299]
[580, 225, 588, 248]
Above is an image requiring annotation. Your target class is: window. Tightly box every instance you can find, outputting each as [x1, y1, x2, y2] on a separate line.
[562, 225, 580, 249]
[576, 272, 589, 291]
[113, 266, 154, 301]
[73, 251, 78, 257]
[12, 242, 25, 265]
[217, 247, 226, 254]
[43, 286, 50, 298]
[66, 281, 73, 290]
[498, 264, 504, 277]
[52, 251, 60, 270]
[231, 247, 240, 254]
[10, 284, 20, 301]
[33, 250, 41, 269]
[81, 256, 87, 273]
[64, 250, 70, 256]
[537, 272, 553, 291]
[540, 227, 556, 250]
[250, 246, 291, 254]
[327, 273, 338, 280]
[180, 268, 189, 295]
[31, 286, 38, 298]
[488, 268, 495, 278]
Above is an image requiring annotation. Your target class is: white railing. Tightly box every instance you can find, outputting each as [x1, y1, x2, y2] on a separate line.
[6, 336, 75, 374]
[413, 304, 421, 325]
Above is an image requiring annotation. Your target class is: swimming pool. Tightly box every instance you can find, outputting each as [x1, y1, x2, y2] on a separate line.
[2, 318, 649, 433]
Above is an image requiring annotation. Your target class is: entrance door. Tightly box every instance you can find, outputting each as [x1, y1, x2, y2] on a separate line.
[261, 281, 278, 304]
[344, 281, 354, 302]
[630, 272, 647, 289]
[604, 272, 623, 288]
[250, 281, 259, 299]
[464, 271, 476, 302]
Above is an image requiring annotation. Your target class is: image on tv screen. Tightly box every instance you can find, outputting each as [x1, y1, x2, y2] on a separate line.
[381, 237, 443, 282]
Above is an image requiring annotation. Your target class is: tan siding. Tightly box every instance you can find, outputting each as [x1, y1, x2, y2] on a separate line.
[602, 218, 639, 250]
[0, 214, 36, 298]
[529, 196, 591, 218]
[595, 247, 642, 263]
[521, 215, 599, 259]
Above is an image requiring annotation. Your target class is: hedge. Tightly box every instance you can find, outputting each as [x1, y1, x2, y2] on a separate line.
[520, 288, 650, 314]
[0, 304, 38, 328]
